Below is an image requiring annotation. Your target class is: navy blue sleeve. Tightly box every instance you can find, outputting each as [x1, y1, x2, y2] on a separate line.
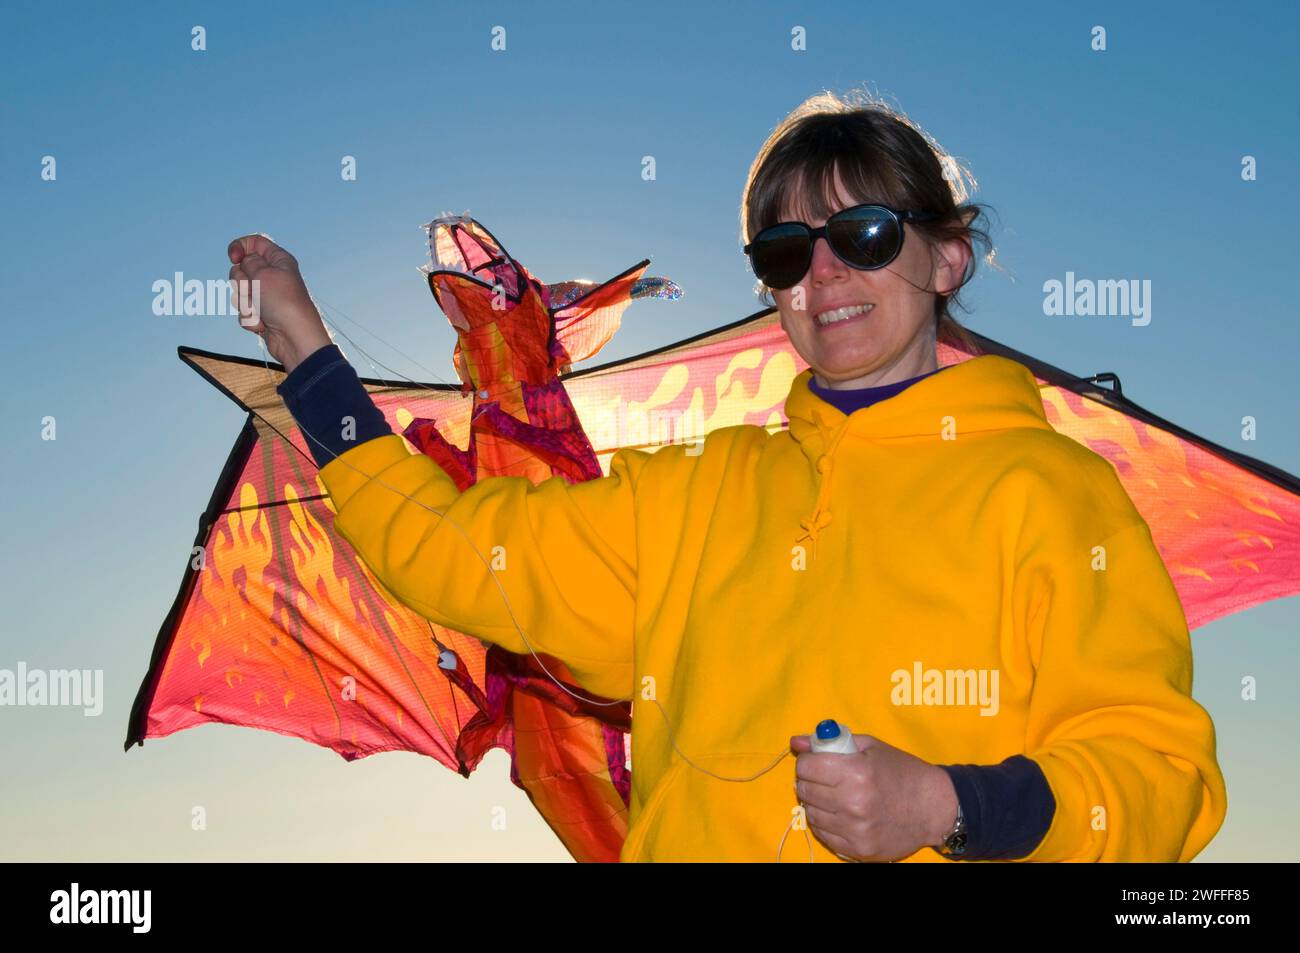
[275, 344, 393, 470]
[935, 755, 1055, 860]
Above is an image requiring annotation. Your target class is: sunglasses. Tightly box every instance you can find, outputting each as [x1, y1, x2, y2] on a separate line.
[743, 203, 941, 290]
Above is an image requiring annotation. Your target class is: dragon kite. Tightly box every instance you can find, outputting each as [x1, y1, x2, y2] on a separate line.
[126, 214, 1300, 862]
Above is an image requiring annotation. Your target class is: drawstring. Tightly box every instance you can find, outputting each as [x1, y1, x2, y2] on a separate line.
[796, 508, 833, 561]
[795, 424, 849, 561]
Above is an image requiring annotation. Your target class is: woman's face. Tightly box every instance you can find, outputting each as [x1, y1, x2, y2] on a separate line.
[771, 169, 970, 389]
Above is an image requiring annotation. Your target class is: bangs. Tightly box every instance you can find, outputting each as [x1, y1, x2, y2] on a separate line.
[753, 125, 914, 234]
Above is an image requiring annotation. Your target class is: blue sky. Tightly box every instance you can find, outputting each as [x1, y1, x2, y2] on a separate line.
[1, 0, 1297, 860]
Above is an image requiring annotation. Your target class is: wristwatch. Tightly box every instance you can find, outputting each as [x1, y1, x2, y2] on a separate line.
[936, 801, 967, 858]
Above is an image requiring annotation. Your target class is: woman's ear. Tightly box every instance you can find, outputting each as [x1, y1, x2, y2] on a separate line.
[931, 233, 972, 297]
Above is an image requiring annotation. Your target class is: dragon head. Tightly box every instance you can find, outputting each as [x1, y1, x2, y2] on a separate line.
[420, 212, 540, 332]
[420, 212, 681, 390]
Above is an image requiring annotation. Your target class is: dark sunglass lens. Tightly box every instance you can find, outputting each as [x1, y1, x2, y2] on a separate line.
[750, 223, 810, 289]
[828, 206, 901, 268]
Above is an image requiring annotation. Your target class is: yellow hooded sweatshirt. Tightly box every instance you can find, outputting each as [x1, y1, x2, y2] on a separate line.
[315, 353, 1227, 862]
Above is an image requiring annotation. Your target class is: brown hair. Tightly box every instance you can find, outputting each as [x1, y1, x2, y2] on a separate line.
[741, 89, 995, 355]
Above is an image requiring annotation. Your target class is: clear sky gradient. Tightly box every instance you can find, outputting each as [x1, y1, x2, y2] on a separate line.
[2, 0, 1297, 860]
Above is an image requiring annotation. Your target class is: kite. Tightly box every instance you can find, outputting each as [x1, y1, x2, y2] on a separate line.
[126, 214, 1300, 862]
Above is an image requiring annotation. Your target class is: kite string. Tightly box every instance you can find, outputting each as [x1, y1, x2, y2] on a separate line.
[311, 294, 455, 398]
[250, 301, 804, 800]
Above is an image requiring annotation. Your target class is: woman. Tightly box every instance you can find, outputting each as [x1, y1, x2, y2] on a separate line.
[228, 91, 1226, 862]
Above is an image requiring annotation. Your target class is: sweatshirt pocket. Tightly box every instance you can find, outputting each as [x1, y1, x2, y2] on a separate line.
[621, 760, 687, 861]
[621, 752, 812, 862]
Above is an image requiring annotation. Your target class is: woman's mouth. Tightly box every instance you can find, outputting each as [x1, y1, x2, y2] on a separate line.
[814, 303, 874, 329]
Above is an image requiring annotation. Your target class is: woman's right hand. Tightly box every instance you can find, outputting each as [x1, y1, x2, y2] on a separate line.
[228, 233, 333, 373]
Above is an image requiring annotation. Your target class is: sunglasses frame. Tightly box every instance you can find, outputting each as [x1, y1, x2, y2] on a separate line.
[743, 203, 943, 290]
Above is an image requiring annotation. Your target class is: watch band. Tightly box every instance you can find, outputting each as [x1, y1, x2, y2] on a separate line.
[937, 801, 967, 857]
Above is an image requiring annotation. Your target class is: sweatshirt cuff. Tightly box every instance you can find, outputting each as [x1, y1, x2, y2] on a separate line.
[936, 755, 1056, 860]
[275, 344, 393, 469]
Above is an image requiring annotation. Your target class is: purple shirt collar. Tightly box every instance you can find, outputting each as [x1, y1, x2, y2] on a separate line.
[807, 365, 948, 416]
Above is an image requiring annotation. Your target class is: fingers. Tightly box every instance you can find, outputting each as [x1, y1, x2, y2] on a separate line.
[231, 248, 270, 280]
[228, 234, 260, 265]
[805, 816, 855, 858]
[795, 751, 854, 786]
[802, 802, 842, 830]
[796, 779, 841, 814]
[228, 263, 261, 331]
[790, 733, 878, 755]
[227, 233, 270, 264]
[227, 233, 295, 271]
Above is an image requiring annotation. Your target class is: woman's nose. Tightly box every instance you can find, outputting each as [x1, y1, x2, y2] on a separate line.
[807, 234, 848, 285]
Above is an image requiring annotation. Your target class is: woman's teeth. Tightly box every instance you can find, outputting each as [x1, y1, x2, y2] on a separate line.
[815, 303, 873, 326]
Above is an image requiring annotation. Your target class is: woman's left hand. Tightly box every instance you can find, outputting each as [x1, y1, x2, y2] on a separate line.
[789, 732, 959, 862]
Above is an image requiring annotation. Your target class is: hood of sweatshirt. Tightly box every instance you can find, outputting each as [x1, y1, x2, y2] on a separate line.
[783, 354, 1057, 551]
